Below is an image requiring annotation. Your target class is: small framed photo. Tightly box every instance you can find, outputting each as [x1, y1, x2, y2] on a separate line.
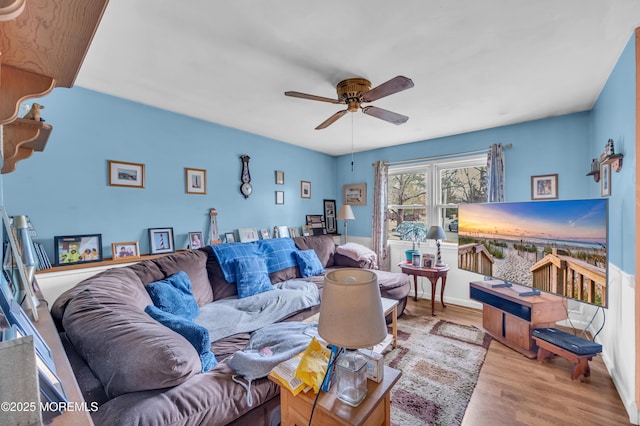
[344, 183, 367, 206]
[276, 191, 284, 205]
[260, 228, 271, 240]
[289, 227, 299, 238]
[111, 242, 140, 260]
[185, 168, 206, 194]
[148, 228, 175, 255]
[300, 181, 311, 198]
[108, 160, 144, 188]
[54, 234, 103, 266]
[238, 227, 259, 242]
[188, 232, 203, 249]
[324, 199, 337, 233]
[302, 225, 312, 236]
[275, 170, 285, 185]
[600, 163, 611, 197]
[277, 225, 290, 238]
[225, 232, 236, 243]
[531, 174, 558, 200]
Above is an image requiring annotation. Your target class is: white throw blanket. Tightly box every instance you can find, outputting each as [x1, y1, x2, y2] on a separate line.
[336, 242, 378, 269]
[194, 280, 320, 343]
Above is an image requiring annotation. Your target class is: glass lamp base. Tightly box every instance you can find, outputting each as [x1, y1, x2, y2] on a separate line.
[335, 349, 368, 407]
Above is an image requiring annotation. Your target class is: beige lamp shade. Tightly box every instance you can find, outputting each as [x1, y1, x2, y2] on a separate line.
[336, 205, 355, 221]
[318, 269, 387, 348]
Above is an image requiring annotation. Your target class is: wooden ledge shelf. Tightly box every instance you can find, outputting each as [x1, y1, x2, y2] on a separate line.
[1, 118, 52, 174]
[37, 250, 190, 274]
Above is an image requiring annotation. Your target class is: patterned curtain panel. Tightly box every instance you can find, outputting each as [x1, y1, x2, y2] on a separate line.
[372, 161, 390, 271]
[486, 143, 505, 202]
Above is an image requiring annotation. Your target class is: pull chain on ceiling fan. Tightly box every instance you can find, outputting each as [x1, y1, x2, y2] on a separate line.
[285, 75, 414, 130]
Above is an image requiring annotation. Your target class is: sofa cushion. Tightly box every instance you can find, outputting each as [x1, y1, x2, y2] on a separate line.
[145, 305, 217, 373]
[234, 257, 274, 298]
[62, 288, 202, 399]
[146, 271, 199, 321]
[294, 250, 325, 278]
[202, 247, 238, 300]
[293, 235, 336, 267]
[152, 250, 213, 306]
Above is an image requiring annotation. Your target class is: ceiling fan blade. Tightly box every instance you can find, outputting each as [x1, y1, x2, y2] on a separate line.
[285, 91, 342, 104]
[362, 106, 409, 125]
[362, 76, 414, 102]
[315, 110, 348, 130]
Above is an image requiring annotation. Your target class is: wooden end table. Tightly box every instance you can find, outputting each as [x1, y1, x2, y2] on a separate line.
[399, 263, 450, 316]
[270, 365, 401, 426]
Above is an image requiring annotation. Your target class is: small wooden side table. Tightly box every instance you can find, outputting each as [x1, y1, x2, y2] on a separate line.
[270, 365, 401, 426]
[399, 263, 450, 316]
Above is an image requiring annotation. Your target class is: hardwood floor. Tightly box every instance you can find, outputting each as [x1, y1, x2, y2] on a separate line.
[401, 298, 631, 426]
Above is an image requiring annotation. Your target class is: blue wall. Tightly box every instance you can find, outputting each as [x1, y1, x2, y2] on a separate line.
[334, 113, 592, 238]
[589, 34, 636, 274]
[1, 88, 336, 258]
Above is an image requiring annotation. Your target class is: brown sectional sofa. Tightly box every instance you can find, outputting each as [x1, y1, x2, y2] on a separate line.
[50, 235, 410, 425]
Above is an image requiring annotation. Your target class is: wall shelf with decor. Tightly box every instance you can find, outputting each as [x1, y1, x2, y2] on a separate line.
[0, 0, 108, 174]
[586, 140, 624, 183]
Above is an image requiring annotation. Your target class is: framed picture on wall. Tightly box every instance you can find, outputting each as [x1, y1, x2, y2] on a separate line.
[600, 163, 611, 197]
[185, 168, 207, 194]
[108, 160, 144, 188]
[324, 199, 337, 233]
[275, 170, 284, 185]
[530, 174, 558, 200]
[148, 227, 175, 254]
[300, 181, 311, 198]
[343, 183, 367, 206]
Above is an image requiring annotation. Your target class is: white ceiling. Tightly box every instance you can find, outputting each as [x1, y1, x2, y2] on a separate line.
[75, 1, 640, 156]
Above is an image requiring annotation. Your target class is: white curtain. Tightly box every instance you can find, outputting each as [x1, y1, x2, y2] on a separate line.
[372, 161, 390, 271]
[487, 143, 505, 202]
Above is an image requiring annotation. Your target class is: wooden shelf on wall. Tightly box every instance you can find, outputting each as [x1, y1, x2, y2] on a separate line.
[37, 250, 190, 274]
[0, 0, 108, 172]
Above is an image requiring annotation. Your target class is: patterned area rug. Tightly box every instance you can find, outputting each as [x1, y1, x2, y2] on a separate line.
[385, 312, 491, 426]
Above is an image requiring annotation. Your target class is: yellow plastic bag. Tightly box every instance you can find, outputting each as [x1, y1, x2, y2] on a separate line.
[294, 337, 330, 393]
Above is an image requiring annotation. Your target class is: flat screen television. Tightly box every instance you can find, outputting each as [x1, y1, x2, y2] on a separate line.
[457, 199, 608, 308]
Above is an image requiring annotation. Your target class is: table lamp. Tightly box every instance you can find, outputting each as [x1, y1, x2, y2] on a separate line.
[427, 225, 446, 267]
[318, 269, 387, 406]
[336, 205, 355, 242]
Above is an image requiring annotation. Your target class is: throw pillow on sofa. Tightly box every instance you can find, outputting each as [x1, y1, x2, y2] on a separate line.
[294, 249, 325, 278]
[146, 271, 199, 321]
[234, 256, 274, 298]
[145, 305, 217, 373]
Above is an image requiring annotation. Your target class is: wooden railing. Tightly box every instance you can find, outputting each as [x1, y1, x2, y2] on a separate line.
[530, 251, 606, 306]
[458, 243, 494, 276]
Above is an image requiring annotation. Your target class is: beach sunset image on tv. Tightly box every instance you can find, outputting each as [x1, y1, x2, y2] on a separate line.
[458, 199, 608, 307]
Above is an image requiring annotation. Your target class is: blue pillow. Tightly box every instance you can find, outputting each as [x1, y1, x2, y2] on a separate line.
[145, 305, 217, 373]
[294, 250, 325, 278]
[234, 256, 274, 299]
[146, 271, 199, 321]
[255, 238, 298, 273]
[211, 242, 261, 283]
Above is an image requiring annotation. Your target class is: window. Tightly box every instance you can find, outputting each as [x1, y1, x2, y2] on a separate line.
[388, 155, 487, 243]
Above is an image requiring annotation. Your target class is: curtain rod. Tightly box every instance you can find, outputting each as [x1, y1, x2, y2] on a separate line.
[373, 143, 512, 166]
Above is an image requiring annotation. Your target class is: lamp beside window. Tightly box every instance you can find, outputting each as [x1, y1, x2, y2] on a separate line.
[427, 225, 446, 267]
[336, 205, 355, 243]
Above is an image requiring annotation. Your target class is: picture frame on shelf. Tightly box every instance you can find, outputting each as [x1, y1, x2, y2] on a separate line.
[260, 228, 271, 239]
[185, 168, 207, 194]
[302, 225, 312, 236]
[188, 232, 203, 249]
[300, 181, 311, 198]
[111, 242, 140, 260]
[530, 174, 558, 200]
[289, 227, 299, 238]
[225, 232, 236, 243]
[148, 228, 175, 255]
[275, 191, 284, 205]
[277, 226, 290, 238]
[600, 162, 611, 197]
[343, 183, 367, 206]
[108, 160, 144, 188]
[238, 227, 259, 242]
[54, 234, 103, 266]
[275, 170, 284, 185]
[323, 199, 337, 233]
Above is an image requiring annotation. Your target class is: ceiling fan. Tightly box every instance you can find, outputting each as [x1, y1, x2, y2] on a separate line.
[285, 75, 414, 130]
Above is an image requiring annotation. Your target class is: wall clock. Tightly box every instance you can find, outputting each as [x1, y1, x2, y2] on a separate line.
[240, 155, 252, 198]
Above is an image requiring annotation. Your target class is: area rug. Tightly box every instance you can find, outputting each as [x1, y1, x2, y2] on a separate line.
[384, 312, 491, 426]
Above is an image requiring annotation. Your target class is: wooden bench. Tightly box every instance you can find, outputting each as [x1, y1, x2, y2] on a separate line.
[532, 335, 600, 380]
